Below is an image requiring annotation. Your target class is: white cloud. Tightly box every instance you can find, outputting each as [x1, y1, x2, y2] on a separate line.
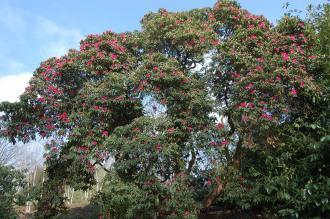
[0, 72, 32, 102]
[35, 17, 82, 58]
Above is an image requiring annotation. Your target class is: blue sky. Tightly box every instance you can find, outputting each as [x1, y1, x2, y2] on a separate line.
[0, 0, 327, 102]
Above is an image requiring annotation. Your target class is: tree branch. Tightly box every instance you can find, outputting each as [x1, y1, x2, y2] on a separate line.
[186, 150, 196, 174]
[202, 176, 224, 208]
[92, 161, 111, 173]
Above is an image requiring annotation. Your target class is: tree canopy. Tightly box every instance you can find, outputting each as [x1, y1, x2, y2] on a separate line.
[0, 1, 329, 218]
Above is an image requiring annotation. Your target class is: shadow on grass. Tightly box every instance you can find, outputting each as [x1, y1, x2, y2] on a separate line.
[56, 204, 100, 219]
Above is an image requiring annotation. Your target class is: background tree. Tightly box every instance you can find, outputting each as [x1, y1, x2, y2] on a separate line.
[0, 138, 15, 165]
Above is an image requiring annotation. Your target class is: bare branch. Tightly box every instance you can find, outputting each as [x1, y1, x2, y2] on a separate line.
[0, 138, 15, 165]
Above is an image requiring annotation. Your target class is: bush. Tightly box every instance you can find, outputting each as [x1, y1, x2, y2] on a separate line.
[0, 165, 26, 219]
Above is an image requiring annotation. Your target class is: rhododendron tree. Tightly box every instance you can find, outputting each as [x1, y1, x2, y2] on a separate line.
[0, 0, 329, 218]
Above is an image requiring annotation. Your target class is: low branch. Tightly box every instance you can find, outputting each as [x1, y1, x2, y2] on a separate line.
[92, 161, 111, 173]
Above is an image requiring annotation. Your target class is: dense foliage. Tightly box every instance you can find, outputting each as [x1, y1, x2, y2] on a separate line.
[0, 1, 329, 218]
[0, 165, 25, 219]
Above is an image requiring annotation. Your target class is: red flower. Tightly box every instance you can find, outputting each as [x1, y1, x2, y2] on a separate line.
[156, 143, 162, 151]
[250, 34, 257, 40]
[211, 39, 220, 46]
[146, 73, 151, 78]
[216, 123, 224, 130]
[133, 127, 141, 132]
[248, 103, 254, 108]
[45, 124, 55, 130]
[114, 96, 124, 101]
[261, 113, 272, 121]
[221, 139, 229, 146]
[37, 97, 45, 102]
[245, 83, 253, 90]
[47, 85, 60, 94]
[137, 84, 144, 91]
[281, 52, 289, 61]
[271, 95, 279, 100]
[290, 88, 298, 96]
[298, 22, 305, 28]
[209, 141, 217, 146]
[97, 52, 105, 59]
[259, 21, 266, 29]
[239, 102, 247, 108]
[78, 146, 89, 152]
[255, 65, 263, 72]
[184, 208, 189, 217]
[300, 81, 305, 87]
[167, 127, 175, 134]
[58, 112, 69, 123]
[102, 130, 109, 137]
[232, 72, 240, 78]
[289, 35, 295, 41]
[111, 54, 117, 60]
[257, 57, 264, 63]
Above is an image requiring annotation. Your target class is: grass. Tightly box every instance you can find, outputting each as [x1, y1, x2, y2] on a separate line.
[57, 202, 100, 219]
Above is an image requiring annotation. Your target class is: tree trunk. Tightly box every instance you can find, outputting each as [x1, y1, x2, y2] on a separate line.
[25, 173, 31, 213]
[202, 176, 224, 208]
[84, 190, 89, 200]
[96, 171, 100, 192]
[70, 188, 74, 205]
